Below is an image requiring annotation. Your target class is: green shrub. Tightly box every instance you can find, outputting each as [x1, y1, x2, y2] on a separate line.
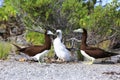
[47, 46, 54, 58]
[26, 31, 44, 45]
[0, 42, 11, 60]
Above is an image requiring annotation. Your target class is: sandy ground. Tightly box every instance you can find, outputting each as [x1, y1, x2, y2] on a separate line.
[0, 52, 120, 80]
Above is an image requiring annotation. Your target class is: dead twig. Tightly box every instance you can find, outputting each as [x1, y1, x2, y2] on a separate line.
[66, 38, 81, 42]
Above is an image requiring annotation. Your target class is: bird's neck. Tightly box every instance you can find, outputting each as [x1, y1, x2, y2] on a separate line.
[44, 35, 51, 49]
[58, 34, 62, 40]
[81, 32, 88, 49]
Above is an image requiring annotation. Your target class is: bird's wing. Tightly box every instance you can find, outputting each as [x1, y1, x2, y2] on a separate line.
[83, 47, 119, 58]
[82, 46, 106, 58]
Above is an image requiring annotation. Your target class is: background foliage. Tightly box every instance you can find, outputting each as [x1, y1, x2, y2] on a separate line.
[0, 0, 120, 46]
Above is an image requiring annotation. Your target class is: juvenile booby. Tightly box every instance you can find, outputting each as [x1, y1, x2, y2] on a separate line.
[53, 30, 74, 62]
[74, 28, 119, 64]
[13, 30, 54, 62]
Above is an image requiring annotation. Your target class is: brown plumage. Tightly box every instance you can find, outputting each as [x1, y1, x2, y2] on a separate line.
[74, 28, 119, 64]
[12, 30, 54, 61]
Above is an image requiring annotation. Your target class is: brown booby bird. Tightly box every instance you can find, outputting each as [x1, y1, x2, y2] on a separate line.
[74, 28, 119, 64]
[13, 30, 54, 62]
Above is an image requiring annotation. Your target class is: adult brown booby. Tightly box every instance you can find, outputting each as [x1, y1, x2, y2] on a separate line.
[74, 28, 119, 64]
[13, 30, 54, 62]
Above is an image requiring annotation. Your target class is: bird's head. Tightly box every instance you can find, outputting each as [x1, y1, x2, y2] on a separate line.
[56, 30, 62, 39]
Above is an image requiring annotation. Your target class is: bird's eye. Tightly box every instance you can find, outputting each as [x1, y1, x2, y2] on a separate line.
[56, 32, 59, 35]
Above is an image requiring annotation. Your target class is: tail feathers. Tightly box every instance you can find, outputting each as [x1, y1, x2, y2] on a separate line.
[12, 43, 21, 50]
[106, 51, 119, 57]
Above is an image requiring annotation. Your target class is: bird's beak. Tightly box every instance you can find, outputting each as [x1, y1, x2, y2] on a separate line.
[47, 30, 55, 35]
[73, 28, 83, 33]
